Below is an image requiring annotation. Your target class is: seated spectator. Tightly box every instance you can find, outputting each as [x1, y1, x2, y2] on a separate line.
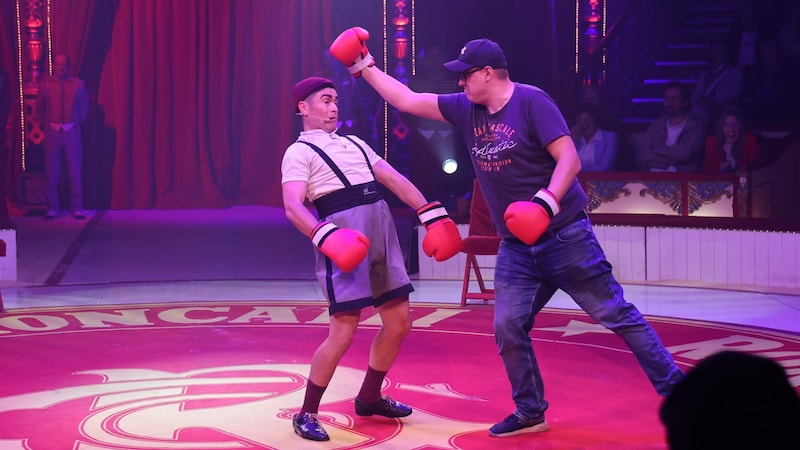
[570, 103, 619, 171]
[634, 81, 706, 172]
[741, 35, 800, 123]
[703, 106, 762, 173]
[660, 351, 800, 450]
[691, 39, 744, 127]
[577, 83, 601, 107]
[572, 83, 620, 132]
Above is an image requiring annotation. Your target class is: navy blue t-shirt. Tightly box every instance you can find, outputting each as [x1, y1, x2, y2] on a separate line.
[438, 83, 588, 238]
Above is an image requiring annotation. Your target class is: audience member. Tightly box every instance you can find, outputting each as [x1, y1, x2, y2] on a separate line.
[35, 53, 89, 220]
[577, 83, 601, 107]
[762, 0, 793, 26]
[778, 0, 800, 66]
[635, 81, 705, 172]
[570, 103, 619, 171]
[728, 1, 766, 80]
[0, 67, 13, 229]
[660, 350, 800, 450]
[703, 106, 762, 173]
[691, 39, 744, 127]
[740, 35, 800, 123]
[572, 83, 619, 132]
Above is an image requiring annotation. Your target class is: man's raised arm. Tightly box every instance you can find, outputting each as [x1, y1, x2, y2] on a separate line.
[330, 27, 445, 122]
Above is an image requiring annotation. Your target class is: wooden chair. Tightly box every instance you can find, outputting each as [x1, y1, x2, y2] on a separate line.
[460, 179, 501, 306]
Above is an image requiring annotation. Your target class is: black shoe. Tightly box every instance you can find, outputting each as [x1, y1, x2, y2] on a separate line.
[489, 412, 549, 437]
[72, 210, 86, 220]
[355, 395, 412, 418]
[292, 412, 329, 441]
[43, 212, 57, 221]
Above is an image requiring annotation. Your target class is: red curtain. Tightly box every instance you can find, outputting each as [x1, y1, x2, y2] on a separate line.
[7, 0, 380, 210]
[94, 0, 341, 208]
[50, 0, 97, 71]
[0, 1, 16, 90]
[1, 0, 18, 206]
[1, 0, 571, 210]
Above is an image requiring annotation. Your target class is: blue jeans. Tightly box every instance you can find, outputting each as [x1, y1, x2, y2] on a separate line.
[44, 126, 83, 212]
[493, 215, 684, 420]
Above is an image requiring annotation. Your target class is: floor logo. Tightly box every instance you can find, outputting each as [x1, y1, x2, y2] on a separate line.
[1, 302, 798, 449]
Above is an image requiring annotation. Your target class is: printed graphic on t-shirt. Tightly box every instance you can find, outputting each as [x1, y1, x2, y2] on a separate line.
[471, 121, 517, 172]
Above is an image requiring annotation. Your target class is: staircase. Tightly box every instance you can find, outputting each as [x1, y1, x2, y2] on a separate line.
[620, 1, 744, 131]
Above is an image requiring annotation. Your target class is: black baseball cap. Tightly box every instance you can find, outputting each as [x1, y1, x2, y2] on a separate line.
[444, 38, 507, 72]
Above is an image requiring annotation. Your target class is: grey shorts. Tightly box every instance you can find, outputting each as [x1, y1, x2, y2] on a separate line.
[314, 199, 414, 314]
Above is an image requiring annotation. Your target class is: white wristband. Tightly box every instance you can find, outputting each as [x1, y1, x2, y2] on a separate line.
[311, 222, 338, 247]
[349, 52, 375, 74]
[417, 202, 448, 226]
[533, 189, 561, 217]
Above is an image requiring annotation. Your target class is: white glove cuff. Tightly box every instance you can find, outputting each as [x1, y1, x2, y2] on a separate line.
[349, 52, 375, 74]
[417, 202, 448, 226]
[533, 189, 561, 217]
[311, 222, 338, 247]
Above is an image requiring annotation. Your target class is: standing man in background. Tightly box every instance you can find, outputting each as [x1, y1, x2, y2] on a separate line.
[36, 53, 88, 220]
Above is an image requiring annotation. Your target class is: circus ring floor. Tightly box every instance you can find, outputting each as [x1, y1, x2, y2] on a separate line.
[2, 300, 799, 450]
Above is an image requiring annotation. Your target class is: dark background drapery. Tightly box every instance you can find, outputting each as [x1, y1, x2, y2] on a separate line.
[2, 0, 576, 210]
[94, 0, 383, 209]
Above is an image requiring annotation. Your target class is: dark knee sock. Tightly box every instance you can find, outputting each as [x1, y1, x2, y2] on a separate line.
[300, 381, 327, 414]
[357, 366, 387, 403]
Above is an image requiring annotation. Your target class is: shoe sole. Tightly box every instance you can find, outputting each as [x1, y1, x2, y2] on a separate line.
[355, 400, 412, 418]
[489, 420, 549, 437]
[292, 425, 330, 441]
[356, 410, 412, 418]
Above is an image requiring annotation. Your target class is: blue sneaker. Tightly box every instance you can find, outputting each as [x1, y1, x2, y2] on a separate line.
[489, 412, 549, 437]
[292, 412, 330, 441]
[355, 395, 412, 418]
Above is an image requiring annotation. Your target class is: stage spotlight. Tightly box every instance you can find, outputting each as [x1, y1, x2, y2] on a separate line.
[441, 158, 458, 174]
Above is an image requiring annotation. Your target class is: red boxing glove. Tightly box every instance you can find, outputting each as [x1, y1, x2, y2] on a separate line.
[503, 189, 561, 246]
[417, 201, 463, 261]
[311, 222, 370, 273]
[329, 27, 375, 77]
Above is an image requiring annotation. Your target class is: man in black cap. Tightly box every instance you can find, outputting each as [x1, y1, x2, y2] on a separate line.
[281, 76, 462, 441]
[331, 29, 685, 438]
